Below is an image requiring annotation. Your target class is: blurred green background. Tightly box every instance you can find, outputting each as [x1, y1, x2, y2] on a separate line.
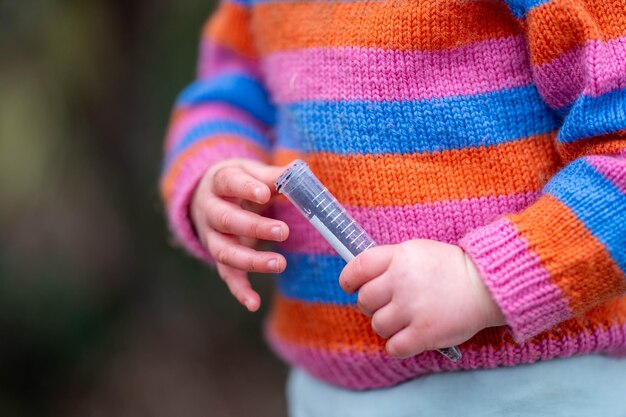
[0, 1, 287, 415]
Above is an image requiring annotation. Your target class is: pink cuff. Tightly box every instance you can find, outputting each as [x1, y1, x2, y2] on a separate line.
[165, 141, 265, 264]
[459, 217, 572, 342]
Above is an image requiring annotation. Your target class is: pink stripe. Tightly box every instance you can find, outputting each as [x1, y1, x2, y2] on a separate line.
[459, 217, 573, 342]
[166, 141, 263, 263]
[262, 35, 532, 103]
[274, 191, 540, 254]
[198, 41, 260, 79]
[587, 155, 626, 195]
[165, 103, 268, 153]
[266, 321, 626, 389]
[533, 36, 626, 109]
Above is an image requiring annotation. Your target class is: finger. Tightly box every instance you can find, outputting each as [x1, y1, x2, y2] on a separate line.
[240, 162, 288, 193]
[385, 327, 425, 359]
[357, 276, 392, 316]
[212, 166, 272, 204]
[206, 229, 286, 273]
[371, 304, 408, 340]
[216, 262, 260, 312]
[206, 198, 289, 242]
[339, 246, 394, 294]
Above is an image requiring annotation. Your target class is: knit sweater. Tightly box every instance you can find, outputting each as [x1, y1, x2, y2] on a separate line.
[161, 0, 626, 389]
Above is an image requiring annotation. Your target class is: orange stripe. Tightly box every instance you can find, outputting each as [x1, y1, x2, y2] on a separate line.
[268, 294, 626, 352]
[508, 195, 626, 314]
[293, 133, 560, 207]
[528, 0, 626, 65]
[556, 131, 626, 164]
[160, 136, 266, 203]
[581, 297, 626, 325]
[252, 0, 521, 54]
[170, 109, 185, 125]
[272, 149, 300, 166]
[268, 295, 386, 353]
[205, 3, 257, 58]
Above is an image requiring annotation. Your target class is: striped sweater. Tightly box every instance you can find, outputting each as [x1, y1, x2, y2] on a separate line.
[161, 0, 626, 389]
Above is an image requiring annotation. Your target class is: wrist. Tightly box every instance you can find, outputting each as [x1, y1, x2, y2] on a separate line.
[463, 251, 506, 328]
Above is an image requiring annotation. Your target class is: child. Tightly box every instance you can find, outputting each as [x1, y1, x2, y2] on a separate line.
[160, 0, 626, 414]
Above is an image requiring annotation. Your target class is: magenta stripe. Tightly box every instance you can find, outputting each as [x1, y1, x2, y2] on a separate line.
[167, 141, 263, 263]
[262, 35, 533, 103]
[165, 103, 267, 153]
[533, 36, 626, 109]
[587, 155, 626, 195]
[265, 321, 626, 389]
[198, 41, 260, 79]
[459, 217, 573, 341]
[274, 191, 540, 254]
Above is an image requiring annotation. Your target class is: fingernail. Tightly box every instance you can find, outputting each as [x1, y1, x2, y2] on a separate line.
[244, 299, 253, 310]
[254, 187, 264, 203]
[271, 226, 283, 241]
[267, 258, 279, 272]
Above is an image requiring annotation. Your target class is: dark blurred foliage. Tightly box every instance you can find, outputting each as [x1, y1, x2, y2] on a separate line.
[0, 1, 287, 415]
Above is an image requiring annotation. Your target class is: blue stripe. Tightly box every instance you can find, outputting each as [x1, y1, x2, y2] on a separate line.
[278, 86, 559, 155]
[227, 0, 251, 6]
[503, 0, 550, 18]
[164, 121, 270, 168]
[176, 73, 276, 126]
[558, 89, 626, 144]
[545, 158, 626, 275]
[274, 109, 303, 151]
[277, 253, 356, 305]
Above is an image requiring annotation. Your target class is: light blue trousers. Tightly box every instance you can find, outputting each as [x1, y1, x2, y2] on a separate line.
[287, 355, 626, 417]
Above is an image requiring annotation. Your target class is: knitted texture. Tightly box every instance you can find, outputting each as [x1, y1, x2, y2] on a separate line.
[160, 0, 626, 389]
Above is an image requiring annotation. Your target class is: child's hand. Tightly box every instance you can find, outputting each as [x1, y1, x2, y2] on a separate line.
[191, 158, 290, 312]
[339, 240, 506, 359]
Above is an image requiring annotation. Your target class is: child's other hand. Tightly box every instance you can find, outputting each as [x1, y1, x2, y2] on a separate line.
[339, 240, 506, 359]
[191, 158, 290, 312]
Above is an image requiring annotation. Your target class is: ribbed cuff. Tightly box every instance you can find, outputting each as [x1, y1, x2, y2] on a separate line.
[164, 140, 265, 264]
[459, 217, 572, 343]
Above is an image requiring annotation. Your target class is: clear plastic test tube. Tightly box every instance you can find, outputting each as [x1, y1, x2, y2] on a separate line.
[275, 160, 462, 363]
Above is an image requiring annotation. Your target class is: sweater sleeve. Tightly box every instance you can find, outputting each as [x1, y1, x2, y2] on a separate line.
[459, 0, 626, 342]
[160, 0, 275, 263]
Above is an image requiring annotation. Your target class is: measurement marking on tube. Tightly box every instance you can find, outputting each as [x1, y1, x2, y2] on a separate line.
[336, 219, 345, 228]
[312, 190, 325, 202]
[355, 241, 365, 250]
[327, 209, 336, 218]
[364, 242, 375, 250]
[346, 230, 356, 239]
[332, 213, 342, 222]
[316, 198, 326, 207]
[323, 201, 333, 211]
[351, 231, 364, 244]
[342, 221, 354, 233]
